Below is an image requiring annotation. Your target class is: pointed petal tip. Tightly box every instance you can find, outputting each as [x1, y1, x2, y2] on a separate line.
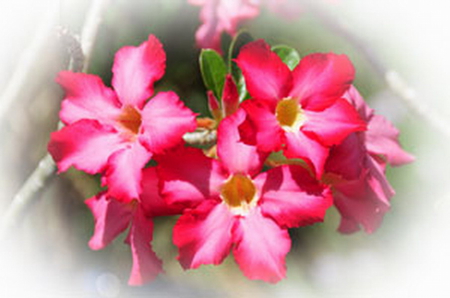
[235, 39, 292, 102]
[112, 35, 166, 107]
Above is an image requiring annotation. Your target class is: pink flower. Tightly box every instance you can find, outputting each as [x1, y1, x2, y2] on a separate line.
[188, 0, 304, 52]
[48, 35, 196, 202]
[189, 0, 260, 52]
[235, 40, 366, 177]
[86, 168, 185, 285]
[324, 86, 414, 233]
[157, 109, 332, 283]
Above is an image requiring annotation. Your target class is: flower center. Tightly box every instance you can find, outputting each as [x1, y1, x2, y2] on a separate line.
[275, 98, 306, 131]
[221, 174, 256, 209]
[116, 105, 142, 135]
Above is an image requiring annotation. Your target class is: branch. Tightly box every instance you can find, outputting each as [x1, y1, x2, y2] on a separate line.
[0, 0, 111, 240]
[302, 0, 450, 139]
[0, 155, 56, 238]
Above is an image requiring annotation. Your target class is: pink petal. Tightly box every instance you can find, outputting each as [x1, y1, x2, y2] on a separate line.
[333, 180, 390, 234]
[56, 71, 121, 126]
[102, 141, 152, 202]
[140, 167, 186, 217]
[222, 74, 239, 116]
[283, 130, 329, 178]
[337, 217, 361, 234]
[235, 39, 292, 104]
[217, 0, 260, 35]
[343, 85, 413, 167]
[156, 146, 227, 206]
[195, 24, 222, 53]
[112, 35, 166, 108]
[207, 91, 222, 120]
[256, 165, 332, 228]
[324, 133, 366, 180]
[302, 98, 366, 146]
[366, 115, 415, 166]
[194, 0, 223, 51]
[173, 201, 235, 269]
[331, 159, 392, 234]
[125, 208, 163, 285]
[240, 100, 284, 152]
[289, 53, 355, 111]
[192, 0, 260, 52]
[48, 119, 126, 174]
[85, 192, 134, 250]
[366, 155, 395, 206]
[140, 91, 197, 154]
[233, 208, 290, 283]
[217, 108, 267, 176]
[343, 86, 373, 121]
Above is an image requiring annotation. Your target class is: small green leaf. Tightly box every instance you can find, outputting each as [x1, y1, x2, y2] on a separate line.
[272, 45, 301, 70]
[227, 31, 254, 102]
[232, 65, 249, 102]
[227, 30, 254, 72]
[199, 49, 227, 99]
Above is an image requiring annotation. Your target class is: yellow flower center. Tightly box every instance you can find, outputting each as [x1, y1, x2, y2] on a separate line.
[116, 105, 142, 135]
[221, 174, 257, 213]
[275, 98, 306, 132]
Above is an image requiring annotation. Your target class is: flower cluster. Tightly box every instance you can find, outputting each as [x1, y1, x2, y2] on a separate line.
[48, 35, 196, 285]
[48, 34, 412, 285]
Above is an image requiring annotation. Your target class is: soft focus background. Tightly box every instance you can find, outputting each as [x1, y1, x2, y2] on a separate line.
[1, 0, 449, 297]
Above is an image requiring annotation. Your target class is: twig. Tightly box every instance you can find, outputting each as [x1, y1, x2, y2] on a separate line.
[183, 129, 217, 147]
[0, 0, 111, 239]
[302, 0, 450, 139]
[0, 155, 57, 238]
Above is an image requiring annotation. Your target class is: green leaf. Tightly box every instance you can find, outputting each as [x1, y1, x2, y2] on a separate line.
[227, 30, 254, 72]
[199, 49, 227, 99]
[227, 31, 254, 101]
[234, 66, 249, 102]
[272, 45, 301, 70]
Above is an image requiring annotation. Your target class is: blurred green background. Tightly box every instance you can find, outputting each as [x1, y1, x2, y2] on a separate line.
[1, 0, 449, 297]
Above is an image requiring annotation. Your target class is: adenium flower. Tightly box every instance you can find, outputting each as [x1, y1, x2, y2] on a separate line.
[189, 0, 260, 52]
[157, 109, 332, 283]
[48, 35, 196, 202]
[324, 86, 414, 233]
[189, 0, 304, 52]
[235, 40, 366, 177]
[86, 168, 185, 285]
